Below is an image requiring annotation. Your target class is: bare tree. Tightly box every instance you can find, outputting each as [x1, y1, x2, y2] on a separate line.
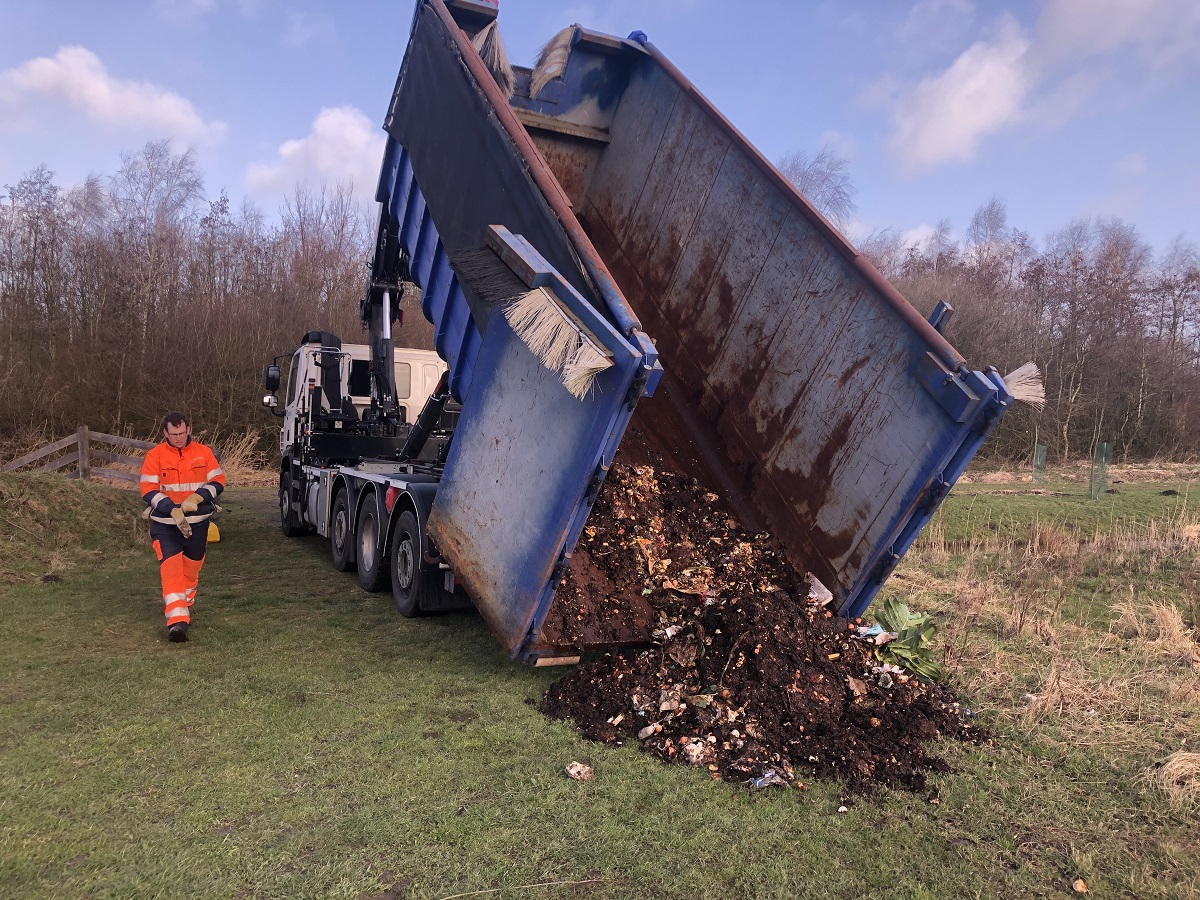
[777, 144, 857, 229]
[3, 149, 1200, 463]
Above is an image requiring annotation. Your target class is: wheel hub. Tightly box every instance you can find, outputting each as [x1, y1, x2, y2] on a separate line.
[397, 537, 414, 590]
[360, 517, 376, 568]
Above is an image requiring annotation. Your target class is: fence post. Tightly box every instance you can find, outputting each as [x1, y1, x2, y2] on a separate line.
[77, 426, 91, 481]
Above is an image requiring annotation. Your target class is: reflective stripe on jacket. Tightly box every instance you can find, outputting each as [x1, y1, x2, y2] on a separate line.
[141, 440, 226, 520]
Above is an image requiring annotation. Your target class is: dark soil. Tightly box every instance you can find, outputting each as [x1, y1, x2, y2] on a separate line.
[539, 462, 988, 794]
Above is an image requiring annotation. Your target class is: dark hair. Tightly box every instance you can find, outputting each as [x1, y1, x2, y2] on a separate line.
[162, 411, 190, 430]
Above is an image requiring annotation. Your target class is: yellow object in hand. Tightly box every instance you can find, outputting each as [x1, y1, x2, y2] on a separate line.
[170, 507, 193, 538]
[180, 492, 205, 514]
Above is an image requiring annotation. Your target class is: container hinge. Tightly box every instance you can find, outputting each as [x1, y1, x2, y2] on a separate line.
[625, 367, 650, 411]
[551, 552, 572, 587]
[871, 549, 901, 586]
[584, 462, 609, 505]
[923, 474, 951, 511]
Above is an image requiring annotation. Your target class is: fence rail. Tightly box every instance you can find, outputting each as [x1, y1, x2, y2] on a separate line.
[1, 428, 154, 484]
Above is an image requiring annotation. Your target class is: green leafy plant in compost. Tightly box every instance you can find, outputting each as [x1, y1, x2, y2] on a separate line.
[874, 596, 944, 681]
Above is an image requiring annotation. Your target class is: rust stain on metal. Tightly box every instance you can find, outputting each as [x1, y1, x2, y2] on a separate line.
[838, 355, 872, 389]
[529, 134, 602, 212]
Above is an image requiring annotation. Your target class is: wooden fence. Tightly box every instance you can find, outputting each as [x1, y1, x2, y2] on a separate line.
[1, 428, 155, 484]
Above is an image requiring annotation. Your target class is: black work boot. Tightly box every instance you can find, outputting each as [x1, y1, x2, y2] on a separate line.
[168, 622, 190, 643]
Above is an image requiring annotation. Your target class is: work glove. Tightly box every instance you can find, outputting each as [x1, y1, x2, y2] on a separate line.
[180, 492, 205, 514]
[170, 507, 193, 538]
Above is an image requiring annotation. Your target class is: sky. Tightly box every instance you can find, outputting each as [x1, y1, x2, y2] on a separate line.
[0, 0, 1197, 254]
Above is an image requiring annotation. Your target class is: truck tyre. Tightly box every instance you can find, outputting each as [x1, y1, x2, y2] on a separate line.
[279, 470, 306, 537]
[356, 491, 390, 592]
[390, 509, 429, 617]
[329, 487, 355, 572]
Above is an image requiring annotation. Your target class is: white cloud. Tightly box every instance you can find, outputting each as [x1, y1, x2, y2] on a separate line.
[901, 223, 937, 248]
[887, 15, 1030, 169]
[0, 46, 224, 143]
[879, 0, 1200, 171]
[244, 106, 385, 204]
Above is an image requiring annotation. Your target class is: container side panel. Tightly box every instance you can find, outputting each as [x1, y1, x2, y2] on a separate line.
[583, 61, 677, 252]
[582, 54, 1000, 609]
[632, 103, 731, 302]
[659, 152, 787, 366]
[427, 268, 642, 656]
[527, 133, 604, 212]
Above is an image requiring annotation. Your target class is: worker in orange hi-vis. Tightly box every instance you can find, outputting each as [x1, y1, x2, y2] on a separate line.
[140, 411, 226, 643]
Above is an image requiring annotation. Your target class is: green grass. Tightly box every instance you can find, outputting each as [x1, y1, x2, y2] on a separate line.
[935, 478, 1194, 543]
[1, 479, 1197, 898]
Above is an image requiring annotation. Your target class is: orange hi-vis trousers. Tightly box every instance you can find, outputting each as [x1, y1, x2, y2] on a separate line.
[150, 521, 209, 626]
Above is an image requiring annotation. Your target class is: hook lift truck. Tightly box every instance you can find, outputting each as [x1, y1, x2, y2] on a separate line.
[261, 0, 1014, 664]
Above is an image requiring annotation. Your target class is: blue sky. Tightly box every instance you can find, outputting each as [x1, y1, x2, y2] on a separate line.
[1, 0, 1196, 253]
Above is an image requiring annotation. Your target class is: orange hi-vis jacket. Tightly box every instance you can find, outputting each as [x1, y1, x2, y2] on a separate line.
[140, 440, 225, 525]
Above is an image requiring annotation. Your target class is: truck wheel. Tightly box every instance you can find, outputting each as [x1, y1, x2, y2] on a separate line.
[390, 510, 429, 617]
[329, 488, 355, 572]
[356, 491, 390, 592]
[279, 471, 306, 537]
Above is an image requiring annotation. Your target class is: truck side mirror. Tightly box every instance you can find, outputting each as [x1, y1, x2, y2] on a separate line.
[261, 394, 279, 410]
[264, 364, 281, 392]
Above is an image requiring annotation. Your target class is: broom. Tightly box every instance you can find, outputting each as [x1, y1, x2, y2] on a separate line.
[472, 19, 515, 98]
[448, 246, 613, 400]
[1002, 361, 1046, 410]
[530, 25, 576, 99]
[504, 287, 613, 398]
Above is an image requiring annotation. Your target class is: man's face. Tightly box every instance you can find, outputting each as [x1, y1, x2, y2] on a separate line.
[164, 422, 191, 449]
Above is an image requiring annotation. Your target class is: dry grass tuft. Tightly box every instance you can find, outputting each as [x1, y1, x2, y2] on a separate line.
[0, 423, 53, 465]
[214, 430, 275, 487]
[1026, 519, 1078, 560]
[1111, 591, 1144, 639]
[1154, 751, 1200, 807]
[1148, 602, 1200, 667]
[1022, 657, 1126, 725]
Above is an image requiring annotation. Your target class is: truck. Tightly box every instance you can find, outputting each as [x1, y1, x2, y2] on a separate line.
[262, 0, 1014, 663]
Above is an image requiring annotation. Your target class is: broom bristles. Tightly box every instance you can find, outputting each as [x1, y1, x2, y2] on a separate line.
[504, 288, 613, 399]
[448, 246, 527, 308]
[472, 20, 515, 98]
[1003, 361, 1046, 410]
[563, 340, 611, 400]
[506, 289, 577, 372]
[530, 25, 574, 99]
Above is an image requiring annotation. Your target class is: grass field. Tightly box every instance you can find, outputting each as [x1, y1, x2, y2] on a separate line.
[1, 471, 1197, 898]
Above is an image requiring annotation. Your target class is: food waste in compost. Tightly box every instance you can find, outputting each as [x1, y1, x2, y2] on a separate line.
[538, 462, 988, 793]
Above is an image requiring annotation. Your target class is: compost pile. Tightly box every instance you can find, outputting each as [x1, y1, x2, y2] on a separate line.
[539, 463, 987, 793]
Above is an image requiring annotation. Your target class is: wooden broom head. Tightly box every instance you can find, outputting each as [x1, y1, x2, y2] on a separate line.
[472, 20, 515, 98]
[530, 25, 575, 99]
[1003, 361, 1046, 410]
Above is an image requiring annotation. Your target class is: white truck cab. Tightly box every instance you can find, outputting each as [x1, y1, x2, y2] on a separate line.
[279, 340, 446, 457]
